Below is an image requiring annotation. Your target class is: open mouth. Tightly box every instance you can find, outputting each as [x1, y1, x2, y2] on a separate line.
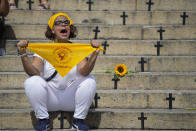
[60, 29, 67, 34]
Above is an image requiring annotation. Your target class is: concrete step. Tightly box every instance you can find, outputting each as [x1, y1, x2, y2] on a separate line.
[143, 25, 196, 40]
[15, 0, 136, 11]
[15, 0, 196, 11]
[3, 25, 196, 40]
[3, 24, 141, 40]
[1, 56, 196, 72]
[0, 72, 196, 90]
[0, 108, 195, 129]
[137, 0, 196, 11]
[85, 56, 196, 72]
[0, 89, 195, 109]
[3, 40, 196, 56]
[5, 10, 196, 25]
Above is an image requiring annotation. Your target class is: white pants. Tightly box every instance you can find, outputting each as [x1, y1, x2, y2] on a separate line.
[24, 75, 96, 120]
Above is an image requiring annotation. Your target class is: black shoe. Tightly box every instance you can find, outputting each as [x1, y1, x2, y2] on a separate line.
[35, 119, 50, 131]
[72, 119, 89, 131]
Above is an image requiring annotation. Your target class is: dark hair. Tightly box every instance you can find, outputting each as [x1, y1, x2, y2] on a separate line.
[45, 25, 77, 40]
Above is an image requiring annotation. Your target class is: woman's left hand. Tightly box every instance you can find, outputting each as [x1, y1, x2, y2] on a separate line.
[91, 40, 101, 48]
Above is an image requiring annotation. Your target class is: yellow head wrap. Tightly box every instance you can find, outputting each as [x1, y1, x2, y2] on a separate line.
[48, 12, 73, 30]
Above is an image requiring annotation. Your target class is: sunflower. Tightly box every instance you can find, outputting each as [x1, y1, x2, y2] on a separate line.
[114, 64, 127, 77]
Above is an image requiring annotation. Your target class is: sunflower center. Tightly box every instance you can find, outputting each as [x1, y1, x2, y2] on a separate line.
[118, 66, 124, 73]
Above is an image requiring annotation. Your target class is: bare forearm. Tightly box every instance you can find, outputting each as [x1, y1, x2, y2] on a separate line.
[0, 0, 9, 16]
[21, 55, 40, 76]
[17, 40, 42, 76]
[79, 50, 99, 76]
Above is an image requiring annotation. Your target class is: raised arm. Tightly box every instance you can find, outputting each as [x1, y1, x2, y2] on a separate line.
[0, 0, 9, 16]
[17, 40, 43, 76]
[77, 40, 101, 76]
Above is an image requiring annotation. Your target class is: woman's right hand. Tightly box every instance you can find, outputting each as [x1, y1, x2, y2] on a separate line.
[17, 40, 29, 55]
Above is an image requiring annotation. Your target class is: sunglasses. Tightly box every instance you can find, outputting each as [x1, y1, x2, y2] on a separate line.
[54, 20, 71, 26]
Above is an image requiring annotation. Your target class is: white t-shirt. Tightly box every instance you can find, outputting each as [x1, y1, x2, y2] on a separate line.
[33, 54, 83, 90]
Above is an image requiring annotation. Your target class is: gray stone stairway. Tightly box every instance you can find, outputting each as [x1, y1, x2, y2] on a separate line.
[0, 0, 196, 130]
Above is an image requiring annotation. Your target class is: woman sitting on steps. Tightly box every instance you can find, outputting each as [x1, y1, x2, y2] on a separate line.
[17, 12, 101, 131]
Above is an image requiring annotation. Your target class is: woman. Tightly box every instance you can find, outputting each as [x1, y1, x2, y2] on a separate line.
[0, 0, 9, 55]
[17, 12, 101, 131]
[0, 0, 9, 16]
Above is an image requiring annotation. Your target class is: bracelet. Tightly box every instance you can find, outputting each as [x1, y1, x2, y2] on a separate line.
[20, 53, 28, 57]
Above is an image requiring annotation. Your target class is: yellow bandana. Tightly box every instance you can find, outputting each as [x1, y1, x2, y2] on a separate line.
[48, 13, 73, 30]
[27, 43, 103, 77]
